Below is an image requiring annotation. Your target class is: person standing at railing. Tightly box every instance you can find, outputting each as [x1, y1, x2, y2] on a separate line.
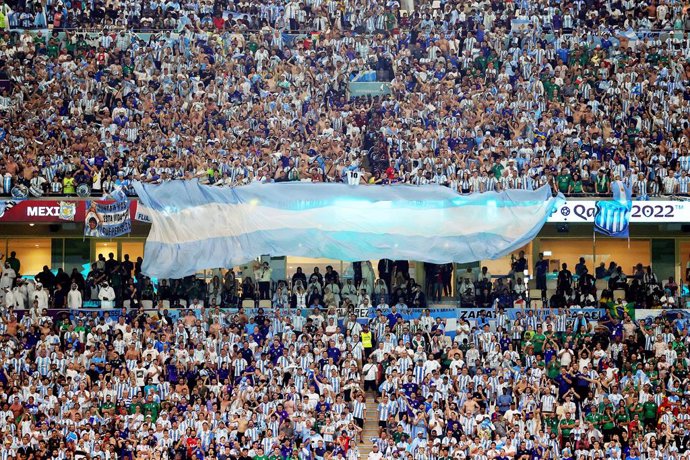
[0, 1, 10, 31]
[98, 281, 115, 303]
[0, 262, 15, 299]
[285, 0, 300, 32]
[32, 282, 49, 310]
[255, 261, 273, 301]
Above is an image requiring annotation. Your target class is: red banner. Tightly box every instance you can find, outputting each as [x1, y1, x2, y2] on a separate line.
[0, 200, 143, 223]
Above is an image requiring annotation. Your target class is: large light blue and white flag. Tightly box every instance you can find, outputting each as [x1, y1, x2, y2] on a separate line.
[594, 180, 632, 238]
[133, 181, 563, 279]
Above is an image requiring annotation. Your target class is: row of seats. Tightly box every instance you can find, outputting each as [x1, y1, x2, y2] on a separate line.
[117, 298, 273, 310]
[526, 278, 615, 291]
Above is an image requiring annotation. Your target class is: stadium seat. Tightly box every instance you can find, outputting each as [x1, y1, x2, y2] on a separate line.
[242, 299, 255, 308]
[530, 299, 544, 309]
[259, 299, 272, 309]
[595, 279, 608, 291]
[528, 289, 542, 299]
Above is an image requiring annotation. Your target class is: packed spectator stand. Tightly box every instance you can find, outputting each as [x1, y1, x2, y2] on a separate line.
[0, 248, 689, 460]
[3, 0, 690, 196]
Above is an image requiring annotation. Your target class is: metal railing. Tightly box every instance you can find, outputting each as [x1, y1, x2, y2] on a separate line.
[3, 23, 686, 43]
[1, 187, 689, 200]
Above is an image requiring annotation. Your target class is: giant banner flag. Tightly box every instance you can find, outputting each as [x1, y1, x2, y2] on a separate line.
[133, 181, 563, 278]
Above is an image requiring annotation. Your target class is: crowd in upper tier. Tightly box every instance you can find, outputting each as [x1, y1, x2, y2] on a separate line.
[2, 0, 690, 197]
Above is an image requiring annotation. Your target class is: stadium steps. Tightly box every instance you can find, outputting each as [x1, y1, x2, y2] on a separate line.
[360, 394, 380, 459]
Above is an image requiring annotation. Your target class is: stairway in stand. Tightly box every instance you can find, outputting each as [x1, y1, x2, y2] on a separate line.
[359, 393, 380, 460]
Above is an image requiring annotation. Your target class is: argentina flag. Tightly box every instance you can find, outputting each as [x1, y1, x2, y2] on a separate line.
[594, 180, 632, 238]
[134, 181, 563, 279]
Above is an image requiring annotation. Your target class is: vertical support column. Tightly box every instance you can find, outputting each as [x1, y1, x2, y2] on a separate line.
[531, 239, 541, 272]
[414, 262, 425, 293]
[651, 239, 675, 282]
[675, 238, 682, 289]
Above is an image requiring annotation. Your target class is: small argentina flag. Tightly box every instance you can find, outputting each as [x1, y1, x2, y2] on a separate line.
[102, 185, 128, 203]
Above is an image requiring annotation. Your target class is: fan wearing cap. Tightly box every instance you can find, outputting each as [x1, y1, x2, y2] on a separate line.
[410, 431, 428, 454]
[367, 443, 383, 460]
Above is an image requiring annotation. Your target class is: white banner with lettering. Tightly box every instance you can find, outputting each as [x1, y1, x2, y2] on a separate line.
[548, 200, 690, 223]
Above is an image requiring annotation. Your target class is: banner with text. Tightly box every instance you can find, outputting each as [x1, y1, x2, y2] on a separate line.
[549, 200, 688, 223]
[0, 200, 144, 223]
[456, 307, 605, 327]
[84, 200, 132, 238]
[135, 204, 151, 223]
[354, 306, 458, 336]
[634, 309, 688, 322]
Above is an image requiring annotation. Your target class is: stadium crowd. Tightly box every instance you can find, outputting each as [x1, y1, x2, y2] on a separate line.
[0, 251, 689, 460]
[3, 0, 690, 196]
[3, 0, 690, 458]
